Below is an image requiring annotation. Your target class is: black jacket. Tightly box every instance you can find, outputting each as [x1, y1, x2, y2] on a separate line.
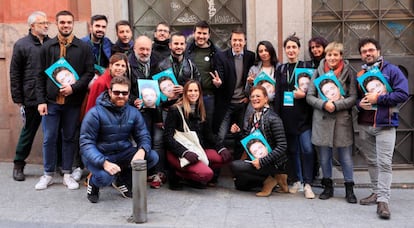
[164, 105, 224, 158]
[36, 36, 95, 106]
[244, 109, 288, 169]
[274, 61, 313, 135]
[158, 55, 201, 86]
[185, 39, 225, 90]
[10, 31, 49, 107]
[214, 48, 255, 130]
[128, 52, 162, 104]
[152, 39, 170, 59]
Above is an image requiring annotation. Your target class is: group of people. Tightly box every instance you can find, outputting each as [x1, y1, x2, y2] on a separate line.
[10, 10, 408, 220]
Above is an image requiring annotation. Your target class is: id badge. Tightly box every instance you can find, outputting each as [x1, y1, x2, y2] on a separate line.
[283, 91, 294, 106]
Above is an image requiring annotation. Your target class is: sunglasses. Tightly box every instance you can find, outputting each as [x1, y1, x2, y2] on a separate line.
[111, 90, 129, 96]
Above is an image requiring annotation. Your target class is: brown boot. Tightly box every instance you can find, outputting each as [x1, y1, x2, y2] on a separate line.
[256, 176, 277, 197]
[275, 174, 289, 193]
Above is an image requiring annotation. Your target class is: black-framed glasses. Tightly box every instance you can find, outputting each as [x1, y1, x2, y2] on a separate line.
[112, 90, 129, 96]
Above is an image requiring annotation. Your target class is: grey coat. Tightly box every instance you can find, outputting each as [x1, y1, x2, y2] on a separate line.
[306, 59, 357, 147]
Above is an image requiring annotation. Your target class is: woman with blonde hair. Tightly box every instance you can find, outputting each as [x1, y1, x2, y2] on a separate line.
[306, 42, 357, 203]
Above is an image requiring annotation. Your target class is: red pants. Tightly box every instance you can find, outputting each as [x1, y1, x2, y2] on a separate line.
[167, 149, 225, 183]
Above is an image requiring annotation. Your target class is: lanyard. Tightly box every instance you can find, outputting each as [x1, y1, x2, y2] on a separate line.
[90, 40, 102, 65]
[286, 61, 299, 85]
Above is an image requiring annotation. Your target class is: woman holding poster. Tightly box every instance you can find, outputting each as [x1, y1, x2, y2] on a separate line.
[230, 86, 288, 197]
[306, 42, 358, 203]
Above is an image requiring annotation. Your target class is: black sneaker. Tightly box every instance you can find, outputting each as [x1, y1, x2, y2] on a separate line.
[87, 179, 99, 203]
[112, 180, 132, 198]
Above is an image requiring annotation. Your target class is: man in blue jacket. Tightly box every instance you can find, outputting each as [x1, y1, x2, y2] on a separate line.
[81, 14, 113, 68]
[80, 76, 159, 203]
[356, 38, 409, 219]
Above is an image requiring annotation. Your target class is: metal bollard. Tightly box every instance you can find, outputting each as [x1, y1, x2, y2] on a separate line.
[129, 159, 147, 223]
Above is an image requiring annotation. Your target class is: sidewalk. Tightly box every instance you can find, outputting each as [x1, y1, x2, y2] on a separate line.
[0, 162, 413, 228]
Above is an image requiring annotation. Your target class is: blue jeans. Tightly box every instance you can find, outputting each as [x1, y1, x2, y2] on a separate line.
[358, 125, 395, 203]
[217, 102, 246, 144]
[287, 130, 314, 184]
[319, 145, 354, 182]
[84, 147, 159, 188]
[42, 103, 80, 175]
[203, 94, 215, 130]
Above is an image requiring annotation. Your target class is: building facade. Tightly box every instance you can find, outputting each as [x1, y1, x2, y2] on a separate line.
[0, 0, 412, 166]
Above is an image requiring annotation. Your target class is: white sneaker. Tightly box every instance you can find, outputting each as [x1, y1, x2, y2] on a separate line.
[35, 175, 53, 190]
[304, 183, 315, 199]
[289, 181, 303, 193]
[63, 174, 79, 190]
[71, 167, 83, 182]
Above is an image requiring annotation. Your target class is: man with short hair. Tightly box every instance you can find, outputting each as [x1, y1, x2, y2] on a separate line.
[35, 10, 95, 190]
[111, 20, 134, 56]
[217, 30, 255, 160]
[158, 32, 200, 87]
[10, 11, 50, 181]
[185, 20, 224, 132]
[81, 14, 113, 68]
[356, 37, 409, 219]
[152, 22, 171, 58]
[80, 76, 159, 203]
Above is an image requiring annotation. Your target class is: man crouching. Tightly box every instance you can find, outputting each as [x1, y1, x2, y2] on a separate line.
[80, 76, 159, 203]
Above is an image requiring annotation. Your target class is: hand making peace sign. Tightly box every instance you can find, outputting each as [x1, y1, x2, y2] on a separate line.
[210, 70, 222, 88]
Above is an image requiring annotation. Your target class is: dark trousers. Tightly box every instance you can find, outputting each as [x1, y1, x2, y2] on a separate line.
[231, 159, 284, 191]
[14, 106, 42, 165]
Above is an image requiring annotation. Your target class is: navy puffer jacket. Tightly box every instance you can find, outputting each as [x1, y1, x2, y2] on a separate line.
[80, 91, 152, 167]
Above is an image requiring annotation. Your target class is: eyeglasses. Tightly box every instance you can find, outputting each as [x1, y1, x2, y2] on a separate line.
[35, 21, 51, 25]
[111, 90, 129, 96]
[156, 29, 170, 33]
[361, 48, 377, 54]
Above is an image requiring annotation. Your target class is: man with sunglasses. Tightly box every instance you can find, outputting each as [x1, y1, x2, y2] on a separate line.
[80, 76, 159, 203]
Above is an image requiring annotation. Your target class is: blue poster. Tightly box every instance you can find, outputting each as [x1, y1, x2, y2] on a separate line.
[240, 130, 272, 160]
[44, 57, 79, 88]
[138, 79, 161, 108]
[152, 68, 179, 101]
[313, 70, 345, 101]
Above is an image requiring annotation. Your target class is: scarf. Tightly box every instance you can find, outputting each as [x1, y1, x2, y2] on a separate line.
[324, 60, 344, 77]
[361, 56, 384, 71]
[250, 107, 268, 133]
[57, 33, 74, 57]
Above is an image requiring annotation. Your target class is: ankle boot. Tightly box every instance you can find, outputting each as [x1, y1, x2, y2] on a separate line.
[344, 182, 357, 203]
[319, 178, 334, 200]
[256, 176, 277, 197]
[13, 163, 25, 181]
[274, 174, 289, 193]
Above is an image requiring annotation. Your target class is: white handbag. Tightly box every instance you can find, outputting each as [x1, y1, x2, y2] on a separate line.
[173, 107, 209, 167]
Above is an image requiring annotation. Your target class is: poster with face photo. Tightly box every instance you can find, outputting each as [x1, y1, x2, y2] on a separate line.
[357, 66, 392, 110]
[313, 70, 345, 101]
[253, 71, 276, 100]
[357, 66, 392, 95]
[138, 79, 161, 108]
[44, 57, 79, 88]
[294, 68, 314, 93]
[241, 130, 272, 160]
[152, 68, 179, 101]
